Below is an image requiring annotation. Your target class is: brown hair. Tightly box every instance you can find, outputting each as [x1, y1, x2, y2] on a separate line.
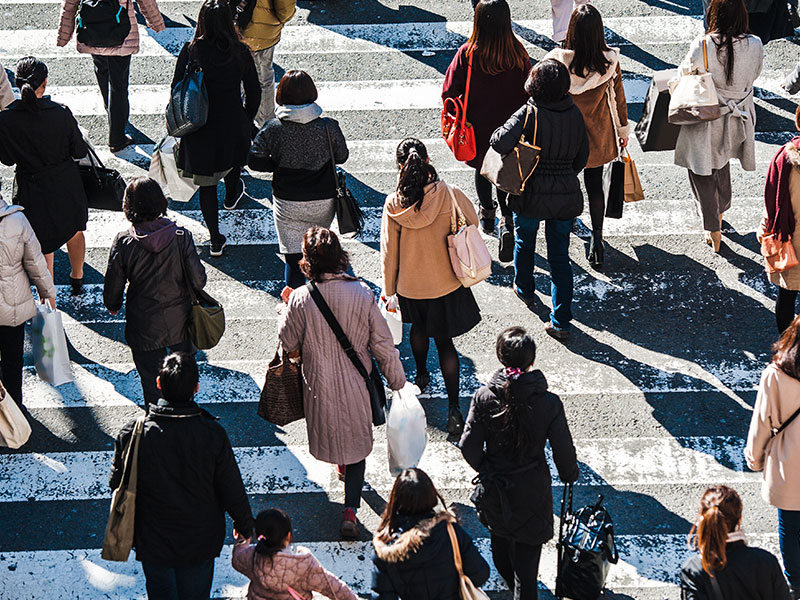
[275, 70, 318, 106]
[565, 4, 612, 79]
[795, 105, 800, 132]
[123, 177, 169, 224]
[376, 468, 448, 543]
[706, 0, 750, 86]
[467, 0, 530, 76]
[688, 486, 743, 574]
[773, 314, 800, 380]
[299, 227, 350, 282]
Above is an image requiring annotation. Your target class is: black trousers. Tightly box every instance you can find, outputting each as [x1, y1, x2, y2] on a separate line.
[343, 459, 366, 508]
[131, 339, 195, 409]
[0, 323, 25, 407]
[584, 165, 605, 232]
[490, 534, 543, 600]
[92, 55, 132, 147]
[777, 287, 799, 335]
[475, 171, 511, 220]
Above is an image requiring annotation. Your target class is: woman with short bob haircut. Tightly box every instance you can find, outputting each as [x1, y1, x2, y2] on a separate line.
[371, 468, 490, 600]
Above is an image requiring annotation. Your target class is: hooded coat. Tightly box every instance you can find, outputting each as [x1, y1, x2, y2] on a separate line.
[380, 181, 479, 300]
[371, 512, 490, 600]
[103, 218, 207, 352]
[241, 0, 297, 52]
[460, 369, 580, 545]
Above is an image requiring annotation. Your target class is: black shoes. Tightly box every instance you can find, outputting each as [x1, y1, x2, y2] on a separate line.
[447, 406, 465, 437]
[415, 370, 431, 395]
[223, 177, 246, 210]
[480, 204, 497, 235]
[68, 276, 83, 295]
[109, 134, 135, 154]
[210, 234, 227, 257]
[498, 219, 514, 263]
[514, 286, 536, 307]
[588, 229, 604, 269]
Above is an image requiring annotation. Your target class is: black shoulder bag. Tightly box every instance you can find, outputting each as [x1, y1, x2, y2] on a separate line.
[79, 144, 126, 211]
[323, 121, 364, 236]
[771, 406, 800, 439]
[306, 281, 387, 426]
[166, 44, 209, 138]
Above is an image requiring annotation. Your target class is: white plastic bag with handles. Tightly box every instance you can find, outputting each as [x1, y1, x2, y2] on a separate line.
[380, 295, 403, 345]
[149, 136, 199, 202]
[31, 304, 73, 386]
[387, 382, 427, 475]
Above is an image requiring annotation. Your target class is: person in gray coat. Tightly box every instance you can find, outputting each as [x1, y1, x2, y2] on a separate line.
[0, 61, 13, 110]
[0, 194, 56, 407]
[784, 60, 800, 95]
[674, 0, 763, 253]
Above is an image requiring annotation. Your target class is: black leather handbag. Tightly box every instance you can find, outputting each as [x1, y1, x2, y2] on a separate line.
[166, 44, 209, 138]
[324, 122, 364, 236]
[76, 0, 131, 48]
[79, 145, 125, 211]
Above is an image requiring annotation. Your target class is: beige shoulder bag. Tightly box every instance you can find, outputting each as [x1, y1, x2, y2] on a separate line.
[446, 521, 490, 600]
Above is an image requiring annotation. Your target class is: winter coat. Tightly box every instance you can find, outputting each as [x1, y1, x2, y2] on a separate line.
[248, 104, 349, 201]
[674, 33, 763, 177]
[542, 47, 629, 169]
[680, 540, 791, 600]
[0, 62, 13, 110]
[0, 200, 56, 328]
[381, 181, 479, 299]
[758, 142, 800, 290]
[241, 0, 297, 52]
[278, 273, 406, 465]
[491, 96, 589, 220]
[745, 363, 800, 510]
[460, 369, 579, 545]
[372, 512, 490, 600]
[103, 219, 207, 352]
[232, 543, 358, 600]
[0, 98, 88, 254]
[57, 0, 165, 56]
[441, 43, 531, 170]
[785, 60, 800, 95]
[172, 41, 260, 177]
[109, 400, 254, 567]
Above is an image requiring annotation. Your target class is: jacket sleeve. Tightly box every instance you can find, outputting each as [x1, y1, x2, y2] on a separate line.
[490, 105, 527, 155]
[138, 0, 166, 32]
[454, 185, 479, 227]
[56, 0, 78, 47]
[67, 107, 88, 159]
[380, 200, 401, 297]
[572, 111, 590, 174]
[21, 215, 56, 300]
[442, 46, 466, 101]
[367, 287, 407, 391]
[785, 60, 800, 95]
[745, 367, 778, 472]
[248, 127, 278, 172]
[278, 294, 306, 353]
[0, 63, 14, 111]
[328, 119, 349, 164]
[181, 230, 207, 291]
[679, 565, 709, 600]
[108, 419, 136, 490]
[371, 553, 399, 600]
[306, 554, 359, 600]
[171, 44, 190, 90]
[612, 64, 630, 138]
[456, 523, 490, 588]
[548, 398, 580, 484]
[103, 234, 127, 313]
[459, 391, 487, 472]
[678, 36, 703, 77]
[275, 0, 297, 23]
[241, 47, 261, 121]
[231, 541, 254, 578]
[214, 431, 254, 538]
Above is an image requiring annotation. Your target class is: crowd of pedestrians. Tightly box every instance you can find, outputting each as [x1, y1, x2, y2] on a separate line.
[1, 0, 800, 598]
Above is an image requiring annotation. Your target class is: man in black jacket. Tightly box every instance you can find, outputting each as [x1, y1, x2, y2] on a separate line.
[109, 352, 253, 600]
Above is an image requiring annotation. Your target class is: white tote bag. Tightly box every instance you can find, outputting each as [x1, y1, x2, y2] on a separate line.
[31, 304, 73, 386]
[667, 37, 722, 125]
[379, 295, 403, 346]
[0, 386, 32, 449]
[149, 136, 198, 203]
[387, 382, 427, 475]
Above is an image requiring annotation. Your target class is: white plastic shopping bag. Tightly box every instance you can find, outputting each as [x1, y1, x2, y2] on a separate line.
[149, 136, 198, 203]
[387, 382, 427, 475]
[0, 384, 31, 449]
[380, 295, 403, 346]
[31, 304, 73, 386]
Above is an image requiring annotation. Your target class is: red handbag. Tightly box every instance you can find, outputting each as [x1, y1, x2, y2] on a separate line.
[441, 50, 477, 162]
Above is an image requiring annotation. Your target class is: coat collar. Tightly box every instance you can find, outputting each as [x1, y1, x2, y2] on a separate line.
[372, 512, 455, 563]
[7, 97, 62, 112]
[543, 47, 621, 95]
[149, 400, 218, 420]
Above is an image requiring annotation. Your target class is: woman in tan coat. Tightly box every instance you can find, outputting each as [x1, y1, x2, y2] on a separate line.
[279, 227, 406, 540]
[380, 138, 481, 437]
[543, 4, 629, 269]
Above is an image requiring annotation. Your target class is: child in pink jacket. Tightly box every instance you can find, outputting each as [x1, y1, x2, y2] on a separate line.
[233, 509, 358, 600]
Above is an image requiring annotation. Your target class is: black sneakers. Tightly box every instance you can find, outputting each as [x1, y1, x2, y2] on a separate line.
[223, 177, 246, 210]
[210, 234, 227, 257]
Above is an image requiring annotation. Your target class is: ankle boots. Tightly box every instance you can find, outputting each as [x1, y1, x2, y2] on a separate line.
[588, 229, 604, 269]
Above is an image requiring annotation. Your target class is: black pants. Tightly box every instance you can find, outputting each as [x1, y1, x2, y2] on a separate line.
[92, 55, 132, 147]
[131, 339, 195, 409]
[584, 165, 605, 232]
[475, 171, 510, 220]
[142, 559, 214, 600]
[343, 459, 366, 508]
[284, 253, 305, 289]
[198, 170, 242, 244]
[777, 288, 799, 335]
[490, 534, 543, 600]
[0, 323, 25, 407]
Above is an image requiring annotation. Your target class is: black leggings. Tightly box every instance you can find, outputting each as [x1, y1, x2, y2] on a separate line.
[343, 459, 366, 508]
[491, 534, 543, 600]
[409, 324, 460, 407]
[777, 287, 799, 335]
[284, 253, 305, 289]
[198, 169, 241, 243]
[584, 165, 605, 232]
[474, 170, 510, 219]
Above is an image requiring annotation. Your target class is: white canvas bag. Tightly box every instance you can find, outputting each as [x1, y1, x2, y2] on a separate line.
[668, 37, 722, 125]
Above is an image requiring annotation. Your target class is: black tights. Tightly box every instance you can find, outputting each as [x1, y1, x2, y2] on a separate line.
[284, 253, 305, 289]
[777, 287, 799, 335]
[409, 324, 460, 407]
[584, 165, 605, 232]
[198, 169, 241, 243]
[491, 534, 543, 600]
[343, 459, 366, 509]
[474, 170, 510, 220]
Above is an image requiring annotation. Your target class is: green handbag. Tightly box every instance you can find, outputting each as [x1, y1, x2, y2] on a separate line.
[176, 230, 225, 350]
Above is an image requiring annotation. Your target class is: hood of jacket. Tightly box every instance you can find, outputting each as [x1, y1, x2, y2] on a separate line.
[786, 137, 800, 169]
[373, 511, 456, 563]
[385, 181, 451, 230]
[487, 368, 549, 397]
[276, 102, 323, 124]
[0, 195, 23, 219]
[532, 95, 576, 113]
[544, 47, 621, 95]
[129, 217, 179, 253]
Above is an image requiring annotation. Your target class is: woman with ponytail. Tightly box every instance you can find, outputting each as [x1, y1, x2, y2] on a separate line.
[460, 326, 578, 600]
[233, 508, 358, 600]
[681, 486, 791, 599]
[381, 138, 482, 436]
[0, 56, 89, 293]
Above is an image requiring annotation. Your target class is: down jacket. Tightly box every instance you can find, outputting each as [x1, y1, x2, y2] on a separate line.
[241, 0, 297, 52]
[0, 200, 56, 327]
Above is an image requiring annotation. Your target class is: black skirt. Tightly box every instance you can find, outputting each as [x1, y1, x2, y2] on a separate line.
[398, 285, 481, 339]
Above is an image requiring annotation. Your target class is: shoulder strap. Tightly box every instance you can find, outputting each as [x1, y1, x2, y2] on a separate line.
[702, 36, 709, 73]
[174, 229, 198, 305]
[119, 415, 145, 489]
[323, 120, 341, 193]
[447, 183, 466, 235]
[446, 522, 465, 576]
[462, 49, 474, 127]
[772, 405, 800, 438]
[709, 572, 724, 600]
[305, 281, 370, 383]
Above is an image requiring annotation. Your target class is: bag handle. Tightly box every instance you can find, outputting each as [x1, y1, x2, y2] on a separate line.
[771, 405, 800, 438]
[447, 184, 467, 235]
[323, 120, 342, 195]
[702, 36, 709, 73]
[119, 415, 145, 490]
[709, 571, 724, 600]
[446, 521, 465, 576]
[461, 50, 474, 128]
[174, 229, 199, 306]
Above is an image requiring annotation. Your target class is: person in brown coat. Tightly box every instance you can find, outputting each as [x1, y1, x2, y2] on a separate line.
[279, 227, 406, 540]
[543, 4, 629, 269]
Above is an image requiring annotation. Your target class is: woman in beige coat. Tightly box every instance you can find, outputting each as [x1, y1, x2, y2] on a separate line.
[746, 321, 800, 596]
[279, 227, 406, 540]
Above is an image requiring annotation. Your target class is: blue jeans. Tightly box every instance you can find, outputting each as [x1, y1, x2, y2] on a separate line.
[141, 559, 215, 600]
[513, 214, 574, 330]
[779, 509, 800, 590]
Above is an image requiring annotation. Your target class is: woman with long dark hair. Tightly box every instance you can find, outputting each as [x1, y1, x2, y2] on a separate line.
[674, 0, 763, 253]
[380, 138, 481, 436]
[171, 0, 260, 257]
[542, 4, 629, 269]
[371, 468, 490, 600]
[460, 327, 579, 600]
[442, 0, 530, 261]
[680, 486, 791, 599]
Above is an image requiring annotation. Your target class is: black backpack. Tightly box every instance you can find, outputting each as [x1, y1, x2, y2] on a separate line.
[76, 0, 131, 48]
[556, 484, 619, 599]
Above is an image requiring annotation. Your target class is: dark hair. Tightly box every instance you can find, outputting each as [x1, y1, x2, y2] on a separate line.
[123, 177, 169, 224]
[796, 105, 800, 132]
[468, 0, 530, 76]
[299, 227, 350, 282]
[190, 0, 242, 57]
[525, 59, 570, 103]
[15, 56, 48, 110]
[254, 509, 292, 560]
[494, 327, 536, 455]
[275, 70, 318, 106]
[395, 138, 438, 211]
[158, 352, 199, 404]
[377, 468, 447, 542]
[564, 5, 612, 78]
[772, 315, 800, 379]
[707, 0, 750, 86]
[689, 486, 742, 574]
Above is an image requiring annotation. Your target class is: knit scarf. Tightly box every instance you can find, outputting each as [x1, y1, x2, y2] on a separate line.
[764, 137, 800, 242]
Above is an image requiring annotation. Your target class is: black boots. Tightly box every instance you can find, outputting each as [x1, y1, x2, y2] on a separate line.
[480, 204, 497, 234]
[498, 215, 514, 263]
[588, 229, 604, 269]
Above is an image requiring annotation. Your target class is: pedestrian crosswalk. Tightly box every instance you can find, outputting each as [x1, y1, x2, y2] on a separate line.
[0, 0, 797, 598]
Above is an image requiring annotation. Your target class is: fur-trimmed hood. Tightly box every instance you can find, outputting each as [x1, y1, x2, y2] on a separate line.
[372, 512, 456, 564]
[543, 47, 621, 95]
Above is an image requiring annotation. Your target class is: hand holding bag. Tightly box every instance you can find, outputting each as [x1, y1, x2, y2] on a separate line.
[447, 185, 492, 286]
[31, 304, 73, 386]
[257, 347, 304, 426]
[0, 384, 31, 449]
[668, 37, 722, 125]
[441, 51, 477, 163]
[621, 148, 645, 203]
[79, 144, 126, 211]
[324, 122, 364, 236]
[166, 44, 209, 138]
[446, 521, 491, 600]
[761, 233, 799, 273]
[480, 104, 541, 196]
